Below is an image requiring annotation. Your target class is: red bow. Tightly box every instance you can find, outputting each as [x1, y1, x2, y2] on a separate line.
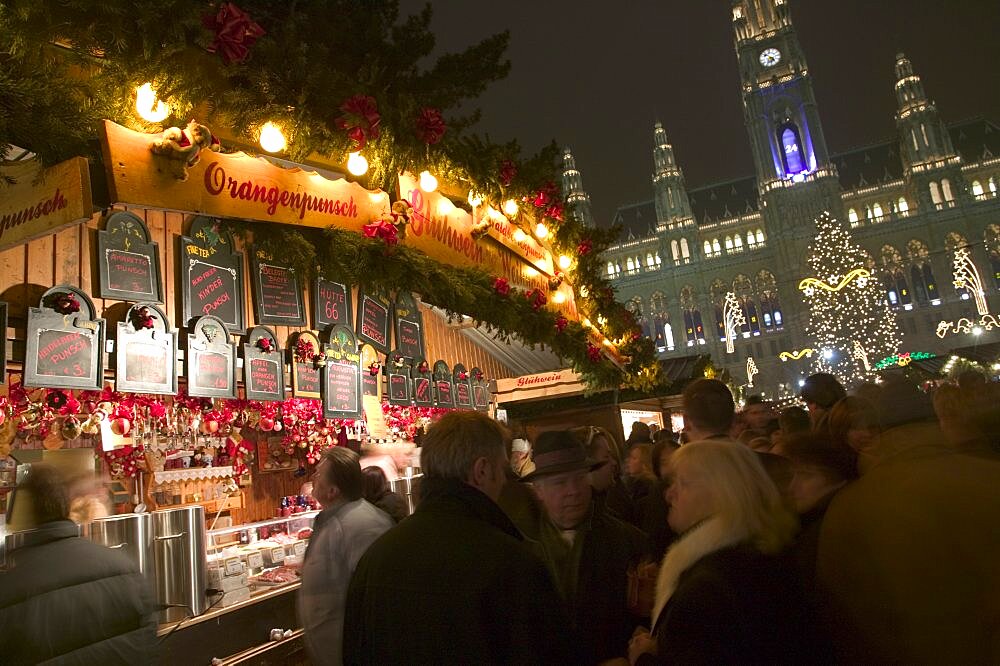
[53, 293, 81, 314]
[587, 342, 603, 363]
[577, 239, 593, 256]
[363, 218, 399, 246]
[493, 277, 511, 297]
[203, 3, 266, 65]
[499, 160, 517, 187]
[525, 288, 547, 311]
[555, 316, 569, 333]
[336, 95, 381, 150]
[415, 108, 447, 145]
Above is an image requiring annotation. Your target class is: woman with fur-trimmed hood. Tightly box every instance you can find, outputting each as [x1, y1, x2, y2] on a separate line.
[629, 440, 826, 665]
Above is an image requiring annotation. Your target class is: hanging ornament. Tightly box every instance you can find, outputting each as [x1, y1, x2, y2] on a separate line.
[202, 2, 266, 65]
[414, 108, 447, 145]
[555, 315, 569, 333]
[336, 95, 381, 150]
[131, 306, 155, 330]
[111, 416, 131, 437]
[499, 160, 518, 187]
[51, 293, 80, 315]
[60, 416, 82, 441]
[587, 342, 603, 363]
[493, 277, 511, 297]
[577, 239, 593, 256]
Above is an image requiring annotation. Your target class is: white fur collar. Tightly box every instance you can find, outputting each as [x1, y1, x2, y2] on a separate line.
[651, 517, 748, 627]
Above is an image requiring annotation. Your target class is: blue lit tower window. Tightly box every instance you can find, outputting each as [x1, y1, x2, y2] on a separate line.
[778, 122, 807, 176]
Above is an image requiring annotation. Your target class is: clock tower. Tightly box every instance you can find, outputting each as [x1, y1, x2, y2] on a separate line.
[732, 0, 832, 187]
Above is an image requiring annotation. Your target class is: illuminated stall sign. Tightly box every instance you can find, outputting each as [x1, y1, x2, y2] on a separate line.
[243, 326, 285, 402]
[24, 286, 106, 391]
[323, 325, 362, 419]
[180, 217, 245, 332]
[97, 211, 163, 303]
[115, 303, 177, 395]
[250, 249, 305, 326]
[186, 315, 236, 399]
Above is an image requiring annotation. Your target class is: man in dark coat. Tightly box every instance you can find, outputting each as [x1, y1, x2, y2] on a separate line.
[0, 464, 156, 664]
[518, 430, 648, 664]
[344, 412, 576, 665]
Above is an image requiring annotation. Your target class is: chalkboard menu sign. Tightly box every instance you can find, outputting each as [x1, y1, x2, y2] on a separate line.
[0, 302, 6, 383]
[386, 351, 411, 406]
[250, 249, 306, 326]
[115, 303, 178, 395]
[323, 325, 362, 419]
[471, 367, 490, 412]
[360, 344, 381, 399]
[453, 363, 474, 410]
[355, 287, 391, 353]
[290, 331, 322, 399]
[410, 356, 433, 407]
[97, 211, 163, 303]
[180, 217, 245, 332]
[314, 278, 352, 332]
[393, 292, 424, 361]
[432, 360, 454, 409]
[186, 315, 236, 398]
[24, 286, 106, 391]
[243, 326, 285, 402]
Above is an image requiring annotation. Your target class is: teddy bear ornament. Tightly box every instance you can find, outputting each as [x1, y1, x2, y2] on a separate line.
[150, 119, 221, 181]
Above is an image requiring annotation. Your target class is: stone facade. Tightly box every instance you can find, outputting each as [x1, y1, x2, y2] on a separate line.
[565, 0, 1000, 397]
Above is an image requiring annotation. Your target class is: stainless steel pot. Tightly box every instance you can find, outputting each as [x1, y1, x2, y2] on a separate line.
[82, 512, 154, 582]
[152, 506, 208, 623]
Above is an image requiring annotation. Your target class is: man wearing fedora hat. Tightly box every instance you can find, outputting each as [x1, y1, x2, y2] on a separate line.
[518, 430, 648, 665]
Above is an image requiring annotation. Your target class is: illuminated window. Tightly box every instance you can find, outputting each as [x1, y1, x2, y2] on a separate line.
[942, 178, 954, 202]
[646, 253, 655, 268]
[990, 177, 997, 194]
[747, 231, 756, 246]
[663, 323, 675, 351]
[733, 234, 743, 250]
[848, 208, 859, 224]
[971, 180, 984, 197]
[756, 229, 765, 244]
[725, 236, 734, 252]
[680, 238, 690, 259]
[929, 182, 942, 204]
[779, 124, 807, 175]
[865, 205, 873, 220]
[898, 197, 909, 213]
[873, 203, 884, 219]
[671, 240, 680, 262]
[921, 124, 930, 146]
[911, 129, 919, 151]
[626, 257, 635, 271]
[704, 240, 712, 256]
[655, 253, 662, 266]
[607, 262, 615, 277]
[713, 238, 722, 255]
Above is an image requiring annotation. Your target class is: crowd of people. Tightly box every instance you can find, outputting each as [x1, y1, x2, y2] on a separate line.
[2, 369, 999, 664]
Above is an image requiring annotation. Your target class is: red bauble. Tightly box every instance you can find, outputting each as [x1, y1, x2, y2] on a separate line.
[282, 413, 298, 428]
[200, 419, 220, 434]
[272, 421, 283, 432]
[259, 416, 275, 431]
[111, 417, 131, 436]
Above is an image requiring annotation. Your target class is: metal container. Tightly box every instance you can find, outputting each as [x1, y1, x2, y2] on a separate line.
[83, 513, 154, 585]
[2, 524, 81, 570]
[153, 506, 208, 623]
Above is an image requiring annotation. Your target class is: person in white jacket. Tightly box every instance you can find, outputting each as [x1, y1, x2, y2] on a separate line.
[299, 447, 394, 665]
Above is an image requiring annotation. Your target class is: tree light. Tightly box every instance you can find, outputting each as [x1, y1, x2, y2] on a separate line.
[135, 83, 169, 123]
[437, 198, 455, 216]
[503, 199, 519, 216]
[259, 122, 287, 153]
[468, 190, 483, 207]
[513, 229, 527, 243]
[972, 326, 984, 336]
[558, 255, 572, 270]
[419, 170, 438, 192]
[552, 291, 566, 304]
[347, 152, 369, 176]
[823, 349, 834, 360]
[534, 223, 549, 239]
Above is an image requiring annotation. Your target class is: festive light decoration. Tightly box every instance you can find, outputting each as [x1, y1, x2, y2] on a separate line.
[258, 121, 287, 153]
[504, 199, 519, 216]
[778, 348, 816, 362]
[558, 255, 573, 270]
[722, 291, 745, 354]
[746, 357, 758, 387]
[135, 83, 169, 122]
[801, 212, 900, 385]
[952, 247, 989, 316]
[347, 151, 369, 176]
[418, 170, 438, 192]
[534, 222, 549, 239]
[873, 352, 936, 371]
[467, 190, 483, 207]
[936, 314, 1000, 338]
[513, 228, 527, 242]
[798, 268, 872, 296]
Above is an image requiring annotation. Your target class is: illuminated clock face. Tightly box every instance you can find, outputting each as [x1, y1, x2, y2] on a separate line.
[759, 48, 782, 67]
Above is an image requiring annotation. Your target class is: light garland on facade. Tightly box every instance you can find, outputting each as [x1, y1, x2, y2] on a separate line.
[746, 356, 758, 387]
[723, 291, 746, 354]
[951, 247, 989, 316]
[936, 314, 1000, 338]
[873, 351, 936, 371]
[778, 348, 816, 362]
[801, 212, 900, 386]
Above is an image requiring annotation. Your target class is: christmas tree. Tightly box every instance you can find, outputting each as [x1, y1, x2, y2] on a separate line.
[800, 211, 901, 385]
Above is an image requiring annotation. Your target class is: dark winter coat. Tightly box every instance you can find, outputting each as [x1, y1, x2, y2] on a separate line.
[0, 520, 156, 665]
[370, 490, 408, 523]
[637, 545, 822, 665]
[343, 477, 577, 665]
[517, 504, 649, 664]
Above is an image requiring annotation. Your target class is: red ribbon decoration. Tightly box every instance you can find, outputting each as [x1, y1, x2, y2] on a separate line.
[415, 108, 447, 145]
[499, 160, 518, 188]
[362, 218, 399, 247]
[336, 95, 381, 150]
[203, 2, 266, 65]
[493, 277, 511, 297]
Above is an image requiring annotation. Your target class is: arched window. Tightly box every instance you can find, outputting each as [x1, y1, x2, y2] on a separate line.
[650, 291, 667, 314]
[990, 177, 998, 194]
[779, 123, 807, 175]
[746, 231, 756, 246]
[646, 252, 655, 268]
[626, 257, 635, 272]
[710, 280, 728, 341]
[733, 234, 743, 250]
[725, 236, 734, 252]
[985, 224, 1000, 290]
[872, 203, 884, 220]
[756, 270, 782, 331]
[930, 182, 942, 204]
[712, 238, 722, 255]
[663, 322, 675, 352]
[671, 240, 680, 262]
[865, 205, 873, 220]
[848, 208, 859, 224]
[756, 229, 765, 244]
[880, 245, 910, 308]
[680, 286, 705, 345]
[626, 297, 643, 317]
[680, 238, 690, 260]
[971, 180, 984, 197]
[907, 239, 937, 305]
[897, 197, 909, 214]
[607, 262, 615, 277]
[703, 240, 712, 256]
[655, 252, 662, 266]
[942, 178, 954, 202]
[733, 274, 758, 336]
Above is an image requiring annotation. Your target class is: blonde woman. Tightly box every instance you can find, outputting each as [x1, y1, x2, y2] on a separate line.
[629, 440, 823, 665]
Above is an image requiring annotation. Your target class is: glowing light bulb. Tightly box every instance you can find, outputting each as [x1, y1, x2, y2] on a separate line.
[347, 152, 369, 176]
[259, 122, 287, 153]
[534, 223, 549, 239]
[437, 198, 455, 216]
[602, 339, 613, 348]
[467, 190, 483, 207]
[582, 318, 592, 328]
[503, 199, 519, 216]
[135, 83, 169, 123]
[972, 326, 984, 336]
[558, 255, 572, 270]
[419, 170, 438, 192]
[552, 291, 566, 304]
[513, 229, 527, 243]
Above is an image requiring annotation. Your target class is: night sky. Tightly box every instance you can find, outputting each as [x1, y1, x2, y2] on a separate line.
[402, 0, 1000, 225]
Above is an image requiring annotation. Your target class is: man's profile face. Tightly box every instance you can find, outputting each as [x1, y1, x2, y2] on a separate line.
[534, 469, 592, 530]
